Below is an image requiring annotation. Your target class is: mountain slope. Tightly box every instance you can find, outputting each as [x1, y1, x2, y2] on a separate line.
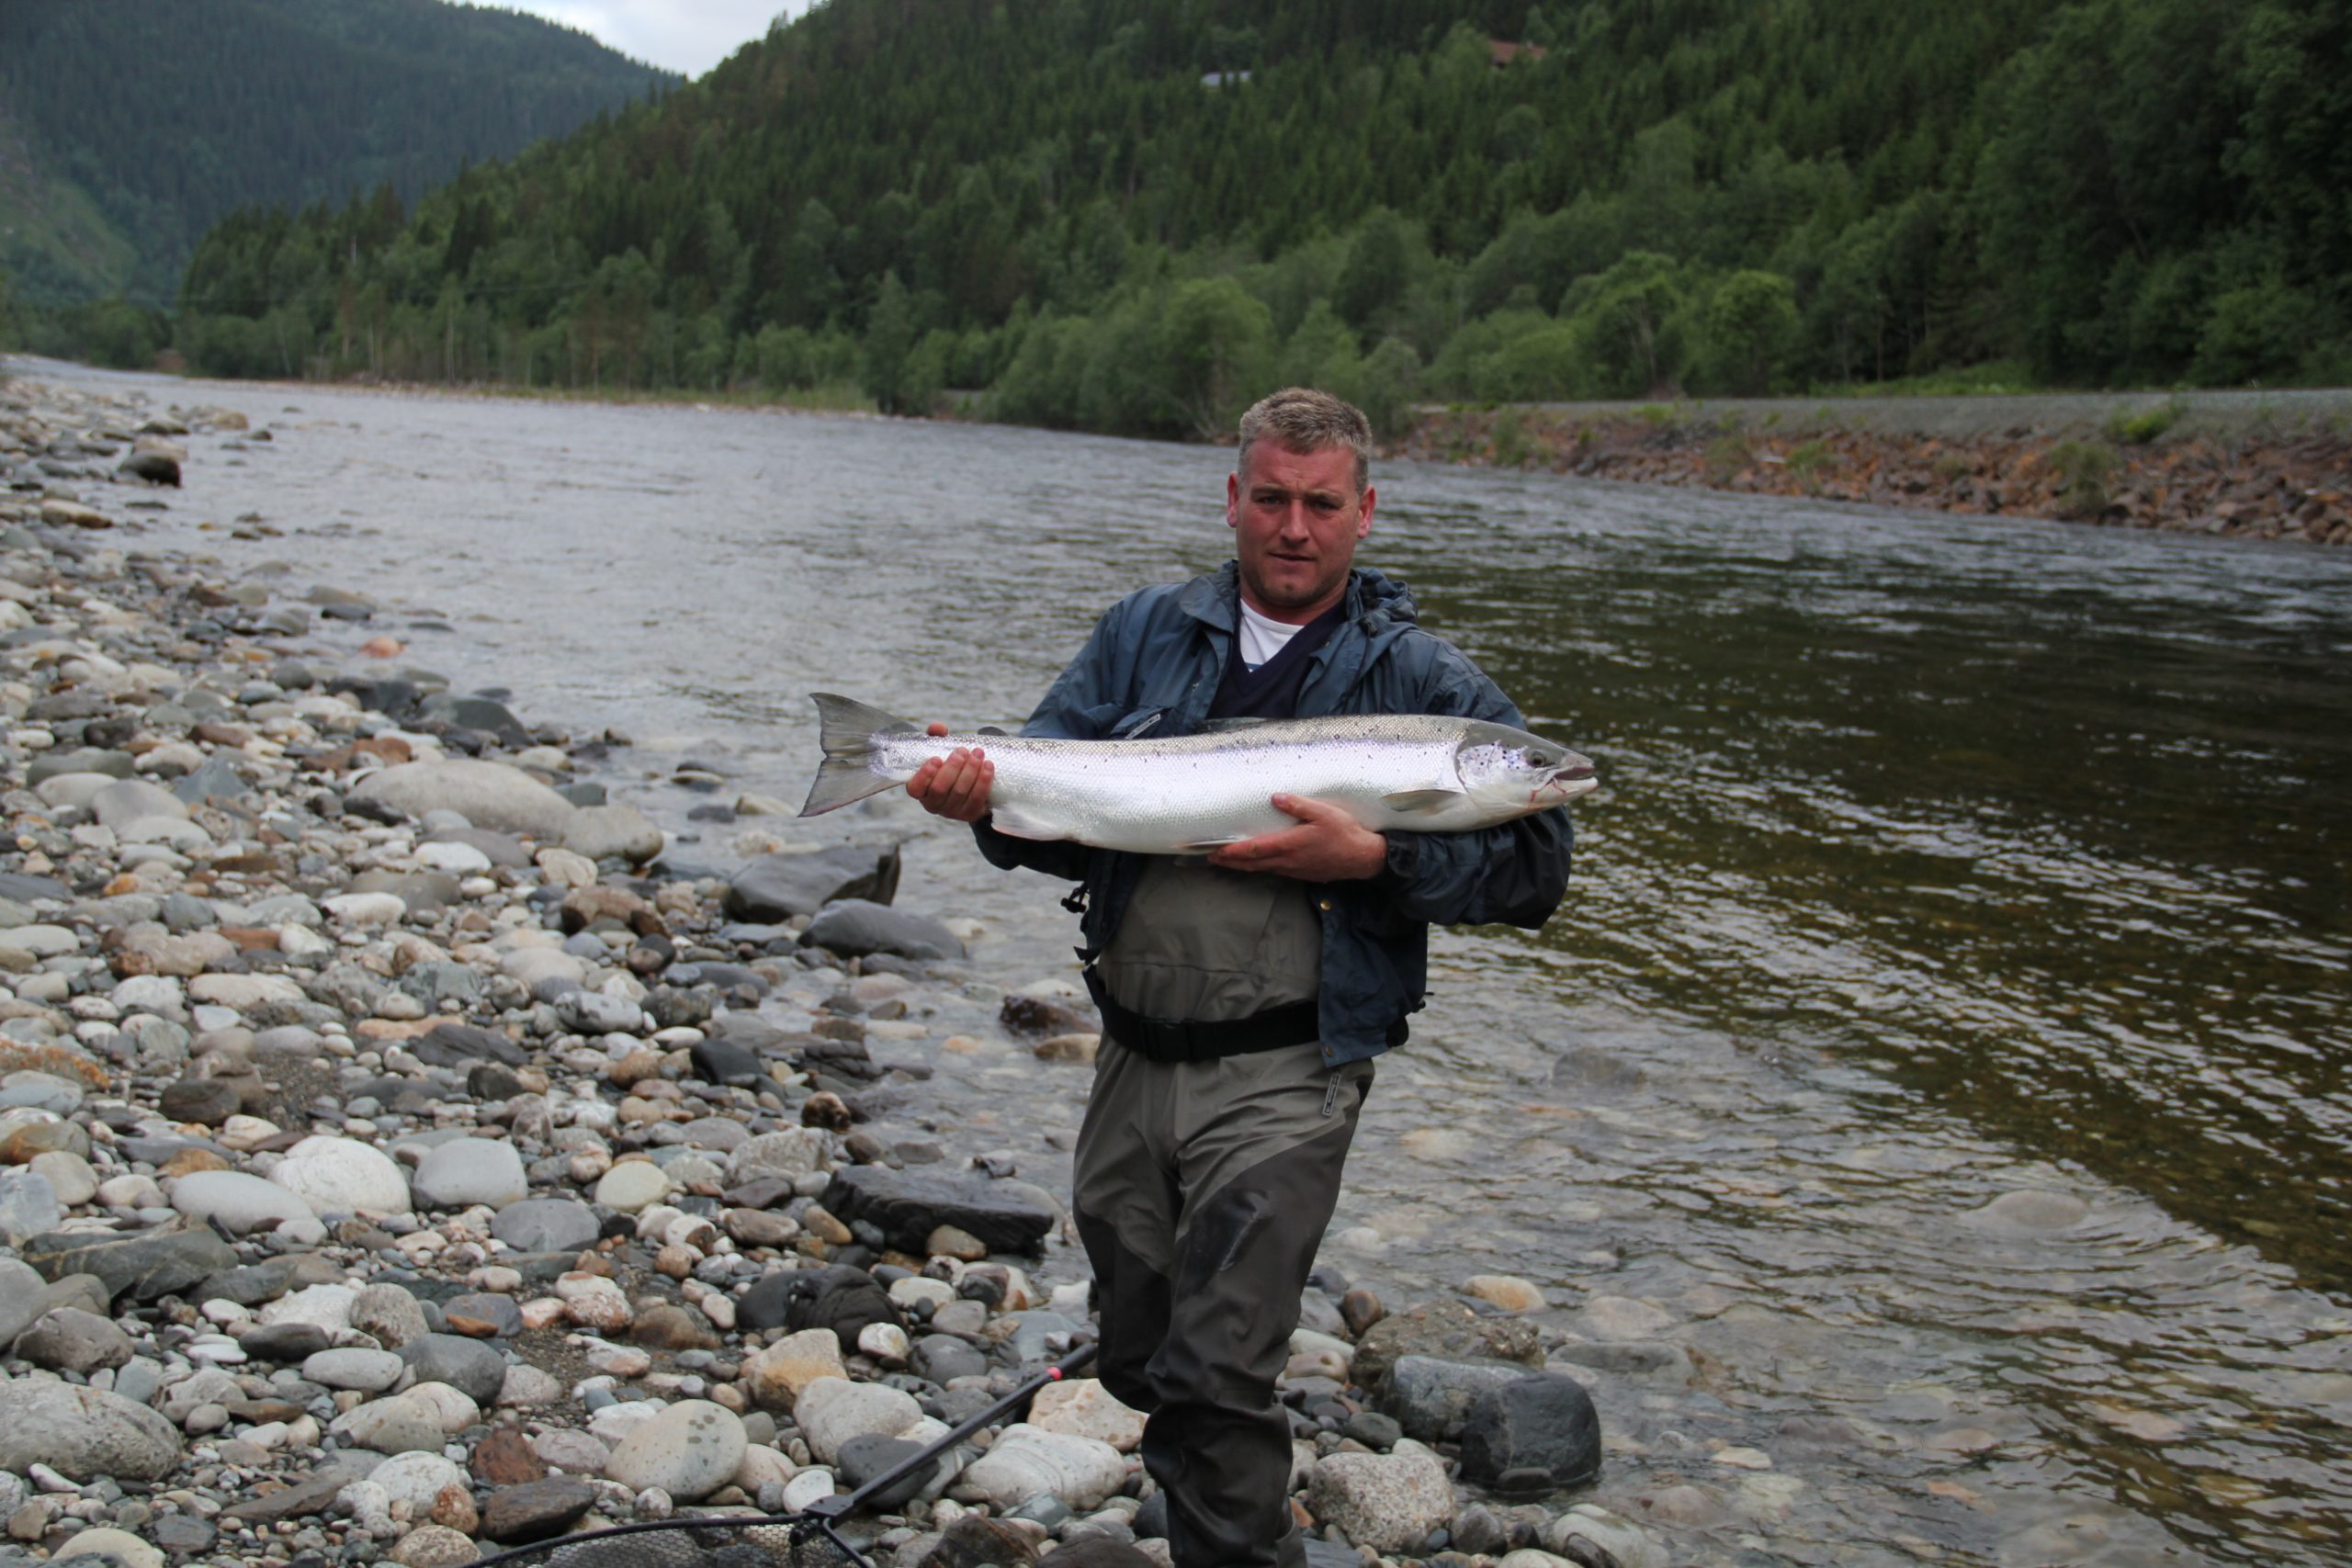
[0, 0, 676, 306]
[133, 0, 2352, 413]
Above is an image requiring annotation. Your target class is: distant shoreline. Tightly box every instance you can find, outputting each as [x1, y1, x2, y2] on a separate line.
[15, 354, 2346, 545]
[1396, 389, 2352, 547]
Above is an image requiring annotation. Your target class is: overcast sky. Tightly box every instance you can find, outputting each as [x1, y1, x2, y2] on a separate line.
[491, 1, 807, 78]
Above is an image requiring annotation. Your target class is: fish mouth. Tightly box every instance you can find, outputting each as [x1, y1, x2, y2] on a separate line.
[1534, 764, 1600, 805]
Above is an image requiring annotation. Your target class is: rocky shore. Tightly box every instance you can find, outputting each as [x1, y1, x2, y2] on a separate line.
[1399, 398, 2352, 546]
[0, 375, 1668, 1568]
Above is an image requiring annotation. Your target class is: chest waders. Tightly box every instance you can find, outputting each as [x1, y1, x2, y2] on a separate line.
[1074, 859, 1374, 1568]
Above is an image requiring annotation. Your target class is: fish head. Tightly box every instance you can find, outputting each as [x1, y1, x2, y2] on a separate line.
[1454, 721, 1600, 816]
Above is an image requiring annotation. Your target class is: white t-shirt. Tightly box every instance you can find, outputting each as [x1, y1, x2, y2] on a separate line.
[1238, 600, 1311, 671]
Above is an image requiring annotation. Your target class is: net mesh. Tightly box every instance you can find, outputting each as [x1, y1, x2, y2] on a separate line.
[474, 1515, 875, 1568]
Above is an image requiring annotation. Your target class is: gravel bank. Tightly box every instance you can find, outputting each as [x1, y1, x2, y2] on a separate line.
[0, 374, 1666, 1568]
[1402, 390, 2352, 545]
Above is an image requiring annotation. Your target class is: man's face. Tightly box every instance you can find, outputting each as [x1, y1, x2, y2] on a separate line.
[1227, 442, 1375, 623]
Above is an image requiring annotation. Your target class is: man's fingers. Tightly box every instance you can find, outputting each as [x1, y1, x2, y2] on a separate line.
[907, 747, 990, 821]
[1271, 792, 1339, 822]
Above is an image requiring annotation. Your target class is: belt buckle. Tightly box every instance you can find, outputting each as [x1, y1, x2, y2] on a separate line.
[1146, 1016, 1201, 1063]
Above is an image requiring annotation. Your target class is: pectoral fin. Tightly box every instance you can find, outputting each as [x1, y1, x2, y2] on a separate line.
[1174, 835, 1250, 852]
[1381, 788, 1464, 814]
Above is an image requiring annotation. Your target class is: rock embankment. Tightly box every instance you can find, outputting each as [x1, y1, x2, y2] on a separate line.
[0, 374, 1670, 1568]
[1400, 399, 2352, 546]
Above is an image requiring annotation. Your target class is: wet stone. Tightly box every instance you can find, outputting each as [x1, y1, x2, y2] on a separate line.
[157, 1077, 243, 1126]
[820, 1166, 1054, 1255]
[399, 1333, 509, 1405]
[442, 1292, 524, 1338]
[492, 1197, 600, 1256]
[481, 1476, 598, 1543]
[23, 1225, 236, 1304]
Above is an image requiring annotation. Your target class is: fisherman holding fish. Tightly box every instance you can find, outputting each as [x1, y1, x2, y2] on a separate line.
[897, 388, 1577, 1568]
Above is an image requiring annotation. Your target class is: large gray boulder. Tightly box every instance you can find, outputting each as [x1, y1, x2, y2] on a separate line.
[1456, 1372, 1601, 1490]
[350, 760, 575, 839]
[0, 1380, 182, 1480]
[21, 1225, 236, 1304]
[803, 899, 962, 963]
[820, 1166, 1054, 1255]
[561, 804, 663, 863]
[1376, 1355, 1532, 1443]
[724, 845, 900, 921]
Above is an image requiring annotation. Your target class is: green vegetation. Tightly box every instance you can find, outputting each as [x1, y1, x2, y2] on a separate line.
[1704, 434, 1751, 484]
[1785, 439, 1836, 491]
[2046, 440, 2120, 515]
[1490, 409, 1532, 468]
[2106, 398, 2187, 444]
[0, 0, 673, 309]
[55, 0, 2352, 436]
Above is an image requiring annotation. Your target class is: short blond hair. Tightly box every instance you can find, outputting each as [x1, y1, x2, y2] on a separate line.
[1237, 387, 1373, 496]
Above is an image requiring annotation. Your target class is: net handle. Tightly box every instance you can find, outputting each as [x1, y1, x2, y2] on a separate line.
[469, 1339, 1100, 1568]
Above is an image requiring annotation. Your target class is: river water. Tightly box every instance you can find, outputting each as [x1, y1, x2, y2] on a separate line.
[30, 362, 2352, 1566]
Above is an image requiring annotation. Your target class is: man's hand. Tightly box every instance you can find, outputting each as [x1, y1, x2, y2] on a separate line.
[905, 721, 993, 822]
[1207, 794, 1386, 881]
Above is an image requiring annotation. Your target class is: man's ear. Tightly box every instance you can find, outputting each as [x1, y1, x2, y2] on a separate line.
[1227, 469, 1241, 531]
[1357, 483, 1376, 538]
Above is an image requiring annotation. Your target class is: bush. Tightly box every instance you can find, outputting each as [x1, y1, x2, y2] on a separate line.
[2045, 439, 2118, 515]
[1472, 323, 1589, 402]
[2193, 284, 2310, 385]
[2105, 397, 2185, 445]
[24, 297, 168, 369]
[1490, 410, 1532, 468]
[1704, 433, 1750, 483]
[1357, 337, 1423, 443]
[1689, 270, 1800, 396]
[1785, 438, 1835, 491]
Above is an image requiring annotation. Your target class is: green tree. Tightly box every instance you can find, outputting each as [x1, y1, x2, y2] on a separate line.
[1357, 337, 1424, 442]
[1560, 253, 1689, 397]
[1155, 277, 1276, 440]
[861, 270, 919, 412]
[1691, 270, 1800, 394]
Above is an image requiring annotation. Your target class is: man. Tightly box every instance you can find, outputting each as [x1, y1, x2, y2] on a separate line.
[908, 388, 1570, 1568]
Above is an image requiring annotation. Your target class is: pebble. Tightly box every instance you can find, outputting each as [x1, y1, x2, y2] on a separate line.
[1464, 1273, 1548, 1313]
[604, 1399, 747, 1502]
[1306, 1440, 1457, 1552]
[273, 1134, 413, 1216]
[412, 1137, 530, 1210]
[303, 1347, 408, 1392]
[959, 1424, 1129, 1511]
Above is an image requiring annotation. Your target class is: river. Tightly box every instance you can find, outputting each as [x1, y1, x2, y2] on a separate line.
[26, 361, 2352, 1566]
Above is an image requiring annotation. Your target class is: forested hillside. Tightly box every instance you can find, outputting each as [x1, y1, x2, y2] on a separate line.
[0, 0, 674, 308]
[97, 0, 2352, 434]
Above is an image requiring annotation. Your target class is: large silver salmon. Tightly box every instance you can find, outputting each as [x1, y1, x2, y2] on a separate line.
[799, 693, 1597, 854]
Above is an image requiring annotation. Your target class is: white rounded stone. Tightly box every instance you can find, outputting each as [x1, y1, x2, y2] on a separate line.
[273, 1134, 411, 1216]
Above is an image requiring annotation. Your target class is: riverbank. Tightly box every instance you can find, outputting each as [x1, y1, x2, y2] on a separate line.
[0, 374, 1665, 1568]
[1397, 389, 2352, 546]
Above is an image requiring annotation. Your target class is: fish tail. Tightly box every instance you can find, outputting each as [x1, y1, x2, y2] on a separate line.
[800, 693, 919, 817]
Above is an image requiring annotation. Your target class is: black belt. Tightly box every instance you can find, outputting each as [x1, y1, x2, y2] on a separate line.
[1082, 967, 1318, 1064]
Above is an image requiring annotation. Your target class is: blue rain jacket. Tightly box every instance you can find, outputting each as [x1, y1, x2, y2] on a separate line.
[973, 561, 1573, 1066]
